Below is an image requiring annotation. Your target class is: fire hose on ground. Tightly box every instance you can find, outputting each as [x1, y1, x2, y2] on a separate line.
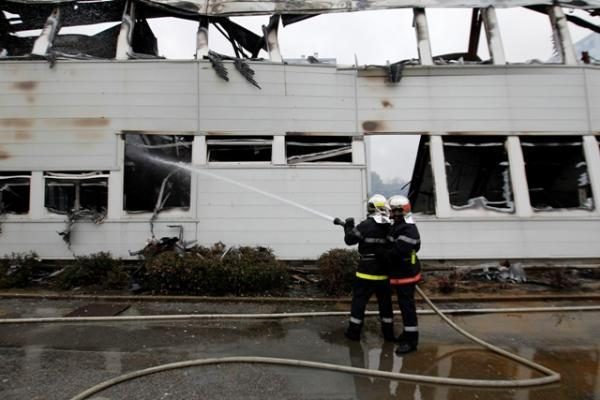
[3, 289, 600, 399]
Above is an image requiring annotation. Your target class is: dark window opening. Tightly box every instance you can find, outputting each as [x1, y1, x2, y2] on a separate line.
[521, 136, 593, 211]
[0, 171, 30, 214]
[124, 134, 192, 212]
[44, 171, 108, 214]
[207, 136, 272, 162]
[286, 135, 352, 163]
[443, 136, 513, 212]
[409, 136, 435, 215]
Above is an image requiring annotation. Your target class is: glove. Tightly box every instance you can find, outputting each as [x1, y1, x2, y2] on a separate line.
[344, 217, 355, 229]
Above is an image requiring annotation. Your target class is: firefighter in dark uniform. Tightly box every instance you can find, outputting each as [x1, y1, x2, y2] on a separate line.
[380, 195, 422, 354]
[339, 194, 395, 342]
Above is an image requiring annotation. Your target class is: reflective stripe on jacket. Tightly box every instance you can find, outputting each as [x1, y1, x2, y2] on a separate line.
[344, 217, 390, 277]
[383, 219, 421, 284]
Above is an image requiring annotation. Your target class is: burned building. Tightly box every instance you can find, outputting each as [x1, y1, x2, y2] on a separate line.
[0, 0, 599, 260]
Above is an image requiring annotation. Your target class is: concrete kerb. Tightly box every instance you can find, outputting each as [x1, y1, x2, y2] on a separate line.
[1, 291, 600, 304]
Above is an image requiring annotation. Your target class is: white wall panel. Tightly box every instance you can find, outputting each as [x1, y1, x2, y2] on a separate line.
[198, 63, 356, 134]
[585, 69, 600, 131]
[0, 221, 198, 259]
[0, 60, 598, 260]
[418, 218, 600, 259]
[357, 66, 594, 134]
[194, 167, 364, 259]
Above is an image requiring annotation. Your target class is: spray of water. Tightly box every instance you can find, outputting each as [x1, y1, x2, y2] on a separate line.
[154, 157, 336, 223]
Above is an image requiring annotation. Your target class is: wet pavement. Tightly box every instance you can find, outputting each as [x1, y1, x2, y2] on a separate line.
[0, 298, 599, 400]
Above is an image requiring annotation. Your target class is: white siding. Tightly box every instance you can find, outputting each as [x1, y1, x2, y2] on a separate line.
[586, 68, 600, 132]
[357, 66, 593, 134]
[0, 61, 198, 170]
[198, 63, 357, 134]
[194, 167, 364, 259]
[0, 221, 199, 259]
[418, 218, 600, 259]
[0, 168, 363, 259]
[0, 60, 599, 260]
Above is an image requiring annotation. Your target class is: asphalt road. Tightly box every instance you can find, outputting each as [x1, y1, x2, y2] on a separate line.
[0, 297, 599, 400]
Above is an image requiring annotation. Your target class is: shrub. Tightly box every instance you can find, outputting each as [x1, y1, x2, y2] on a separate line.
[436, 270, 462, 294]
[142, 245, 289, 296]
[143, 251, 212, 294]
[317, 249, 359, 296]
[223, 246, 289, 295]
[0, 252, 41, 288]
[54, 252, 128, 290]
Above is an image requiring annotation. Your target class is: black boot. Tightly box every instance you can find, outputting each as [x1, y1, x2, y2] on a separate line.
[395, 331, 418, 354]
[345, 322, 362, 341]
[394, 332, 405, 343]
[381, 322, 395, 342]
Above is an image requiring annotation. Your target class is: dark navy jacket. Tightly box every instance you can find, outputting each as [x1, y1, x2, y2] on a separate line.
[380, 218, 421, 284]
[344, 217, 390, 277]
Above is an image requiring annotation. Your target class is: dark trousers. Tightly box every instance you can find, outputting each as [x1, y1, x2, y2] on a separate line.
[394, 283, 418, 329]
[350, 277, 393, 324]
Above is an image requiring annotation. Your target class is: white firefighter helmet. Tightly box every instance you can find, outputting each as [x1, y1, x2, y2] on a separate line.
[367, 194, 390, 223]
[388, 195, 415, 223]
[367, 194, 388, 214]
[388, 195, 411, 214]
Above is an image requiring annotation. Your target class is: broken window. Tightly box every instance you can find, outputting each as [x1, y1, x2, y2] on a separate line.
[495, 7, 557, 63]
[409, 136, 435, 215]
[207, 136, 272, 162]
[124, 134, 192, 212]
[565, 11, 600, 65]
[286, 135, 352, 164]
[44, 171, 108, 214]
[0, 1, 163, 59]
[1, 8, 36, 57]
[0, 172, 30, 214]
[279, 9, 417, 65]
[427, 8, 491, 64]
[443, 136, 513, 212]
[521, 136, 593, 211]
[1, 2, 123, 59]
[367, 134, 419, 197]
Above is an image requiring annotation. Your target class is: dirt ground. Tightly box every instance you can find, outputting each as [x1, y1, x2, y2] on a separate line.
[287, 262, 600, 300]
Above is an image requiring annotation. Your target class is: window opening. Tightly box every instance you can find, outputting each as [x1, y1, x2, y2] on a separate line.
[427, 8, 491, 64]
[44, 171, 108, 214]
[0, 171, 30, 214]
[368, 134, 420, 198]
[286, 135, 351, 164]
[521, 136, 593, 211]
[279, 9, 417, 65]
[443, 136, 513, 212]
[564, 10, 599, 64]
[207, 136, 272, 162]
[408, 136, 435, 215]
[495, 8, 557, 63]
[124, 134, 192, 213]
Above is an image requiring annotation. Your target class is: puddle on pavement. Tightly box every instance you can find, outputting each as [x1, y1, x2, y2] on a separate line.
[1, 304, 599, 400]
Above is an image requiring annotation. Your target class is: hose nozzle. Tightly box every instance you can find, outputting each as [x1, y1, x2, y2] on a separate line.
[333, 217, 345, 226]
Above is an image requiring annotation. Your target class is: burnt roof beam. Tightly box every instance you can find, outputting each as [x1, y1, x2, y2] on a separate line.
[548, 5, 578, 64]
[31, 7, 61, 56]
[262, 14, 282, 62]
[526, 5, 600, 34]
[482, 6, 506, 65]
[195, 17, 209, 59]
[467, 8, 482, 61]
[116, 0, 135, 59]
[413, 8, 433, 65]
